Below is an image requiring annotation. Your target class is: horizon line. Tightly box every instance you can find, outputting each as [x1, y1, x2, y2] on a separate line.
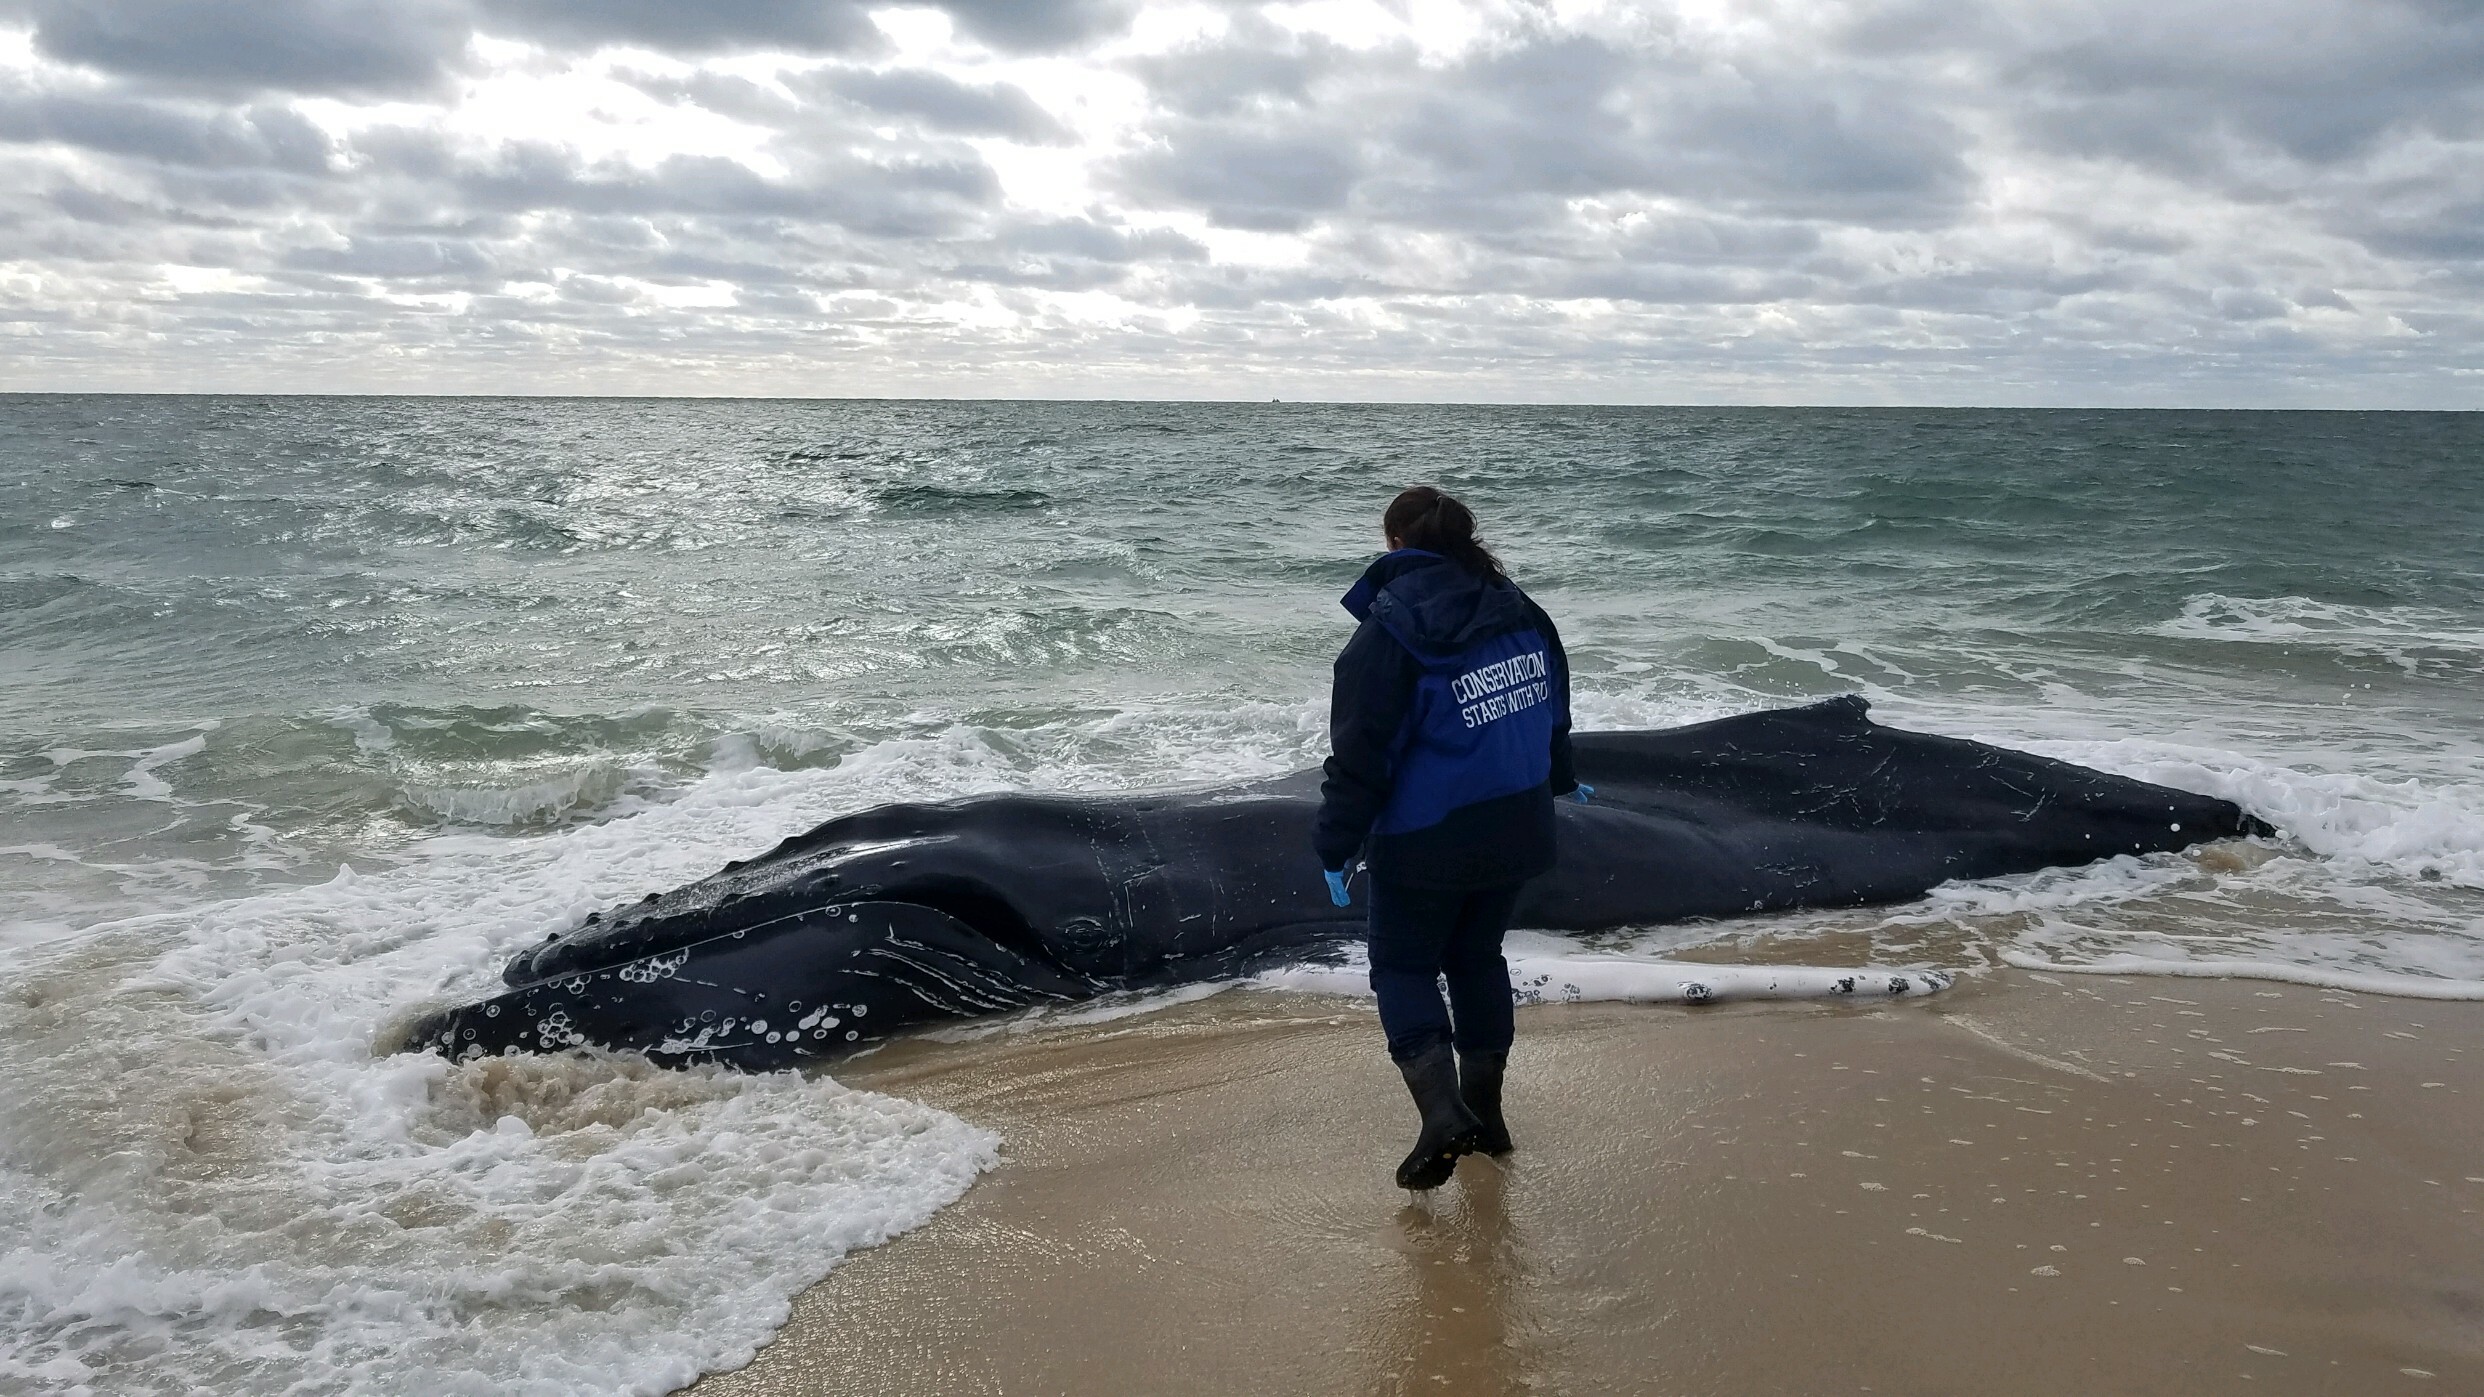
[2, 390, 2474, 413]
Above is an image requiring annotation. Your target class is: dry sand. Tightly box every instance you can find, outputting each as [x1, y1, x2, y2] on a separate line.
[687, 971, 2484, 1395]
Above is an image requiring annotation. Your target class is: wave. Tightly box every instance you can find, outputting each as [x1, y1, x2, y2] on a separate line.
[2024, 734, 2484, 889]
[396, 762, 639, 828]
[870, 483, 1052, 514]
[2000, 951, 2484, 1000]
[2152, 594, 2484, 670]
[0, 733, 1063, 1397]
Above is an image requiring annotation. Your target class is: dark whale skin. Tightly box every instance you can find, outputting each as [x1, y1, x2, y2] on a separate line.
[405, 696, 2271, 1068]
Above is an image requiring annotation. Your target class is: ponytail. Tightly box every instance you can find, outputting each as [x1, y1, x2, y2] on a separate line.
[1383, 485, 1504, 578]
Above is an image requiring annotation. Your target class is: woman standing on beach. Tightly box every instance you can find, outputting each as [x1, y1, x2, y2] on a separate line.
[1317, 486, 1583, 1189]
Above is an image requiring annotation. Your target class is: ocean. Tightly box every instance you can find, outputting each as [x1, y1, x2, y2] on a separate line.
[4, 397, 2480, 1393]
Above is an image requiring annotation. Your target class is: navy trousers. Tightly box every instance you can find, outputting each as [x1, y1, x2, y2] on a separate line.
[1366, 880, 1523, 1063]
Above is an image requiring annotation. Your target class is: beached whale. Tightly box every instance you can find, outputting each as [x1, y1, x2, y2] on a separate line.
[404, 696, 2270, 1068]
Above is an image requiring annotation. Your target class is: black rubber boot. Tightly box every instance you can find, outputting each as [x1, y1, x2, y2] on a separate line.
[1459, 1049, 1512, 1156]
[1394, 1043, 1486, 1190]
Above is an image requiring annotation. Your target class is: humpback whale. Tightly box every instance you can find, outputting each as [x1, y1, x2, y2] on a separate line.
[406, 697, 2270, 1069]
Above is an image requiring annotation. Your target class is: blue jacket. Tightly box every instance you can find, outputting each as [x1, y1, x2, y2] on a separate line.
[1315, 549, 1577, 889]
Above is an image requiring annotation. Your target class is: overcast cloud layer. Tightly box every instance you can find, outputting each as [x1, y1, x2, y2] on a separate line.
[1, 0, 2479, 403]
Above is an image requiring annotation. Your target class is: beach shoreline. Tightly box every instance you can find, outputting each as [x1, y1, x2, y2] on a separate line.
[687, 969, 2484, 1396]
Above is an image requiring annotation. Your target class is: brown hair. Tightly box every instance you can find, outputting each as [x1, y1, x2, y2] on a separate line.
[1383, 486, 1504, 578]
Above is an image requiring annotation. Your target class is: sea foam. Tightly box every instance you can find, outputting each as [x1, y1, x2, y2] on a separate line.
[2152, 593, 2484, 672]
[0, 737, 1056, 1397]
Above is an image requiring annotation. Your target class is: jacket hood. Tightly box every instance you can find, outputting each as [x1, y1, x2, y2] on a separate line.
[1340, 549, 1531, 663]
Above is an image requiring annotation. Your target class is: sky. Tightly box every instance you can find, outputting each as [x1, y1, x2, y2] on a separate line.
[0, 0, 2479, 404]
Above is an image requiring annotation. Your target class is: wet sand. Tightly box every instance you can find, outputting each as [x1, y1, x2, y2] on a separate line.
[687, 971, 2484, 1395]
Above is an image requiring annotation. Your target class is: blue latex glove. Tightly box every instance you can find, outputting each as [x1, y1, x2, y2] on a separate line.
[1572, 783, 1596, 805]
[1323, 868, 1352, 907]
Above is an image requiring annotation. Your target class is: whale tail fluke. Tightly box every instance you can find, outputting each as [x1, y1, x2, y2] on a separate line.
[1458, 1049, 1513, 1157]
[1395, 1043, 1487, 1190]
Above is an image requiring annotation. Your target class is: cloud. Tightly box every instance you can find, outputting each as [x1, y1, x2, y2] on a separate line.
[0, 0, 2478, 403]
[1119, 125, 1361, 231]
[476, 0, 880, 57]
[411, 143, 1005, 240]
[26, 0, 472, 97]
[1127, 26, 1334, 118]
[472, 0, 1134, 59]
[937, 0, 1134, 52]
[2007, 0, 2484, 169]
[14, 0, 1135, 97]
[2350, 201, 2484, 264]
[815, 68, 1072, 142]
[283, 234, 499, 279]
[1115, 27, 1974, 239]
[0, 86, 339, 172]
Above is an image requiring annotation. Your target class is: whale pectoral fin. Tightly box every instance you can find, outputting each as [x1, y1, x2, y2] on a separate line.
[405, 901, 1097, 1068]
[833, 900, 1098, 1016]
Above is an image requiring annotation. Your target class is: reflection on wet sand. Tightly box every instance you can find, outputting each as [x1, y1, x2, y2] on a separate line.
[1368, 1163, 1526, 1395]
